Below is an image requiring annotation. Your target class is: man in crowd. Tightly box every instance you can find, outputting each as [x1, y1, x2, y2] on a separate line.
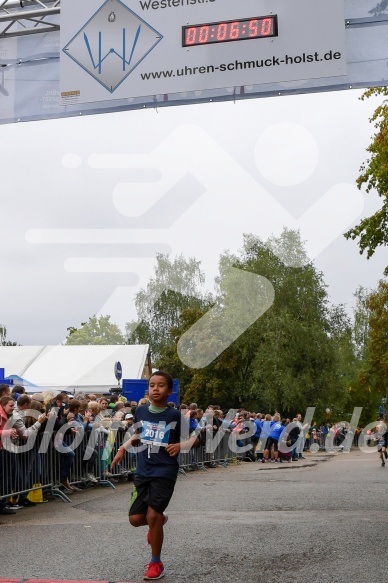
[295, 413, 306, 460]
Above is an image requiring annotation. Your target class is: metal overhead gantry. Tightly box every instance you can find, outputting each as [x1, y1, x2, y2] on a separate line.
[0, 0, 387, 125]
[0, 0, 60, 38]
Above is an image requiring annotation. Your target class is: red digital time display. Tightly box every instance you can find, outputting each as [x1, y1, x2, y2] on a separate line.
[182, 16, 278, 47]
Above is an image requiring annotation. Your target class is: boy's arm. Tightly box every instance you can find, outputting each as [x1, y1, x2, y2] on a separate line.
[110, 430, 140, 468]
[165, 413, 199, 456]
[166, 434, 199, 457]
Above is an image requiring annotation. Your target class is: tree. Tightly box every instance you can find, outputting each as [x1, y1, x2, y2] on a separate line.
[157, 229, 350, 416]
[369, 1, 388, 17]
[0, 325, 5, 345]
[344, 88, 388, 272]
[156, 306, 257, 409]
[126, 254, 213, 359]
[327, 304, 359, 419]
[237, 233, 346, 416]
[0, 324, 18, 346]
[365, 280, 388, 394]
[65, 315, 125, 345]
[346, 283, 388, 425]
[352, 286, 373, 361]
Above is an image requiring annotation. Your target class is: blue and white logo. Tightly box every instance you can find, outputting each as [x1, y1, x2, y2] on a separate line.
[62, 0, 163, 93]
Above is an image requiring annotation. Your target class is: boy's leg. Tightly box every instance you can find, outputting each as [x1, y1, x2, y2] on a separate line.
[129, 513, 148, 527]
[129, 477, 175, 571]
[128, 478, 149, 525]
[147, 507, 165, 557]
[144, 478, 176, 559]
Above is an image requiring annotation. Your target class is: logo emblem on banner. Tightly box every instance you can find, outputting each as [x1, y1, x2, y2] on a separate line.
[62, 0, 163, 93]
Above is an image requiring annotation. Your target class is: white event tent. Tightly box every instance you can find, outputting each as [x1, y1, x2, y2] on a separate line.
[0, 345, 151, 393]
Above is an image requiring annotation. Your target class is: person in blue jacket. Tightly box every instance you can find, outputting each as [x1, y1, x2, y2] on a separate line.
[260, 413, 275, 463]
[251, 415, 262, 460]
[263, 413, 283, 463]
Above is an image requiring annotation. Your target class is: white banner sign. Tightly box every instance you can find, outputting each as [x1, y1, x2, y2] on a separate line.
[60, 0, 346, 105]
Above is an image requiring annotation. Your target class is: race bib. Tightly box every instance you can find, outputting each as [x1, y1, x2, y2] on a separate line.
[140, 420, 170, 448]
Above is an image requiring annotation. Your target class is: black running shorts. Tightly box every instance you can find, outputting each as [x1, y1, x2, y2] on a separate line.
[265, 436, 279, 452]
[129, 476, 176, 516]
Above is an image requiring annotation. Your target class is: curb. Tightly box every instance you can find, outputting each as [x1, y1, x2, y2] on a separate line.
[247, 453, 337, 470]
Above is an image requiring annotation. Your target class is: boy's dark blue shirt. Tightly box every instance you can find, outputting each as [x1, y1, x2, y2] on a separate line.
[134, 405, 186, 480]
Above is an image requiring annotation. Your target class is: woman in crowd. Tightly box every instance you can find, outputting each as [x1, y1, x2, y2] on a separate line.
[87, 400, 104, 422]
[263, 413, 283, 463]
[260, 413, 274, 463]
[138, 397, 150, 406]
[98, 397, 109, 415]
[20, 399, 49, 501]
[252, 414, 263, 460]
[0, 396, 18, 514]
[187, 409, 199, 469]
[231, 413, 246, 460]
[278, 418, 292, 463]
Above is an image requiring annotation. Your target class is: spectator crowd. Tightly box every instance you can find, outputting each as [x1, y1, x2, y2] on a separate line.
[0, 382, 378, 516]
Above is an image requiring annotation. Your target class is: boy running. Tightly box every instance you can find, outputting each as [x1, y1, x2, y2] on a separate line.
[374, 418, 388, 467]
[111, 371, 197, 580]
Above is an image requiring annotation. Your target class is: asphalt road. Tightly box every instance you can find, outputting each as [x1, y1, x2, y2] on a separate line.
[0, 449, 385, 583]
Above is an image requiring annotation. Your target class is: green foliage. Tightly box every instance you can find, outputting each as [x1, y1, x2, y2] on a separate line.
[365, 280, 388, 392]
[234, 234, 349, 416]
[65, 315, 125, 345]
[157, 229, 356, 416]
[345, 283, 388, 425]
[126, 253, 213, 358]
[346, 381, 378, 427]
[344, 87, 388, 272]
[352, 286, 373, 360]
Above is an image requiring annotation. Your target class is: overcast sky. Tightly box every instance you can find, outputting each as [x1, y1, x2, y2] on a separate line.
[0, 88, 386, 346]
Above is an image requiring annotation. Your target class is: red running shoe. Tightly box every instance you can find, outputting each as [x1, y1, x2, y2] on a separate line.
[144, 561, 165, 580]
[147, 513, 168, 545]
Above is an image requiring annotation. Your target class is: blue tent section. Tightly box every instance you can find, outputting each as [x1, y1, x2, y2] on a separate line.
[3, 374, 38, 387]
[122, 378, 180, 406]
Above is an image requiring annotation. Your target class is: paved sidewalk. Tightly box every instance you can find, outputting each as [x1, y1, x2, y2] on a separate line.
[231, 450, 337, 470]
[5, 449, 370, 583]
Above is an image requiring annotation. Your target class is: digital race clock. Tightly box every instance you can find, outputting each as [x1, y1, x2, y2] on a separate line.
[182, 16, 278, 47]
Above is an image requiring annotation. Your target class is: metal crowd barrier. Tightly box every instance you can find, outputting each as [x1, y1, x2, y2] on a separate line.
[0, 430, 52, 504]
[0, 423, 251, 504]
[178, 428, 238, 474]
[4, 419, 370, 507]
